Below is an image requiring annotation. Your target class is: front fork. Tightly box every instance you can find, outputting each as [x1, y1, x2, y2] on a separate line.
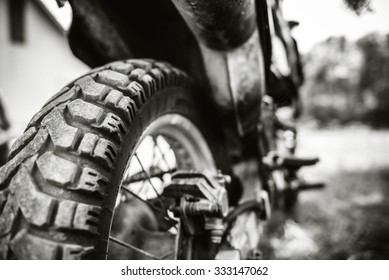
[171, 0, 266, 157]
[169, 0, 271, 259]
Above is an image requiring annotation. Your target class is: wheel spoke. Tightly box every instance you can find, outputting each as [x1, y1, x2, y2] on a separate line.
[134, 153, 162, 197]
[121, 185, 177, 225]
[110, 114, 216, 260]
[109, 236, 161, 260]
[122, 168, 176, 185]
[153, 136, 173, 171]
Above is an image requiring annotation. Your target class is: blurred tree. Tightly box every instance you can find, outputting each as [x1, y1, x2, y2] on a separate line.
[357, 34, 389, 126]
[343, 0, 372, 14]
[302, 32, 389, 127]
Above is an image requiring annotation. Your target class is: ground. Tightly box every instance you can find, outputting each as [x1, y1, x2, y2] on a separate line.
[260, 123, 389, 259]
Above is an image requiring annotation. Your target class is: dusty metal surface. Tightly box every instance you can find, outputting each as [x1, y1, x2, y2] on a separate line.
[172, 0, 265, 139]
[171, 0, 257, 50]
[68, 0, 267, 152]
[198, 30, 265, 139]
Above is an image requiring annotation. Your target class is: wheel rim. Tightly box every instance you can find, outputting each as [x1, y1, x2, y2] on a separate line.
[107, 114, 216, 259]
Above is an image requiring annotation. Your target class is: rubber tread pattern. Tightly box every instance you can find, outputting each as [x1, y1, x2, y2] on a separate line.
[0, 59, 189, 259]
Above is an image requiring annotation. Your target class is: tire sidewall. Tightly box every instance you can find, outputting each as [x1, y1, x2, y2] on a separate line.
[97, 85, 227, 258]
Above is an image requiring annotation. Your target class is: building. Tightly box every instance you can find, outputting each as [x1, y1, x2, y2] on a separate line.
[0, 0, 89, 135]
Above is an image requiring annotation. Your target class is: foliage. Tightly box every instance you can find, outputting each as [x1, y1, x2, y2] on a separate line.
[342, 0, 372, 14]
[301, 33, 389, 127]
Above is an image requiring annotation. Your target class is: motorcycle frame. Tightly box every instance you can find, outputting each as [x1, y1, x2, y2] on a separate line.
[68, 0, 273, 162]
[67, 0, 298, 258]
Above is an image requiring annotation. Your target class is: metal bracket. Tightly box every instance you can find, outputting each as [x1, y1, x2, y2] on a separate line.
[163, 170, 230, 245]
[163, 170, 230, 218]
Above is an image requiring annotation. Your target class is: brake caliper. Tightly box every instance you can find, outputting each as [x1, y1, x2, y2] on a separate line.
[163, 170, 230, 245]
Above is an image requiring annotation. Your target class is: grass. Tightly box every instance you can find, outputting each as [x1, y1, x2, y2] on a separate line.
[260, 124, 389, 259]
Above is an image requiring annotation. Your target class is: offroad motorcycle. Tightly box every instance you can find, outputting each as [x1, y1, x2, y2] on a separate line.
[0, 0, 322, 259]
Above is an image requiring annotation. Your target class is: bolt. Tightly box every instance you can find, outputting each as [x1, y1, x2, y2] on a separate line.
[184, 200, 219, 216]
[216, 170, 231, 187]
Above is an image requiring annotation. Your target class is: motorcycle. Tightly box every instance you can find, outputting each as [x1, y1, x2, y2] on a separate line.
[0, 0, 322, 259]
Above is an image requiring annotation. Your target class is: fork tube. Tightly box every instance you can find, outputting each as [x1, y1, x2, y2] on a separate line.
[172, 0, 265, 144]
[171, 0, 257, 51]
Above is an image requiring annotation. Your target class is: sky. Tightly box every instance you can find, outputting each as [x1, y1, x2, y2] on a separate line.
[40, 0, 389, 54]
[283, 0, 389, 53]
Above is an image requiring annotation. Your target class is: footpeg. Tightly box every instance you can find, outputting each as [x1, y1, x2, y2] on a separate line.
[291, 178, 325, 191]
[263, 152, 319, 170]
[282, 156, 319, 169]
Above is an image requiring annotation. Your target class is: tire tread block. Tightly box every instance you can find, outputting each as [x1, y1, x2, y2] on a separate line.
[0, 60, 191, 259]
